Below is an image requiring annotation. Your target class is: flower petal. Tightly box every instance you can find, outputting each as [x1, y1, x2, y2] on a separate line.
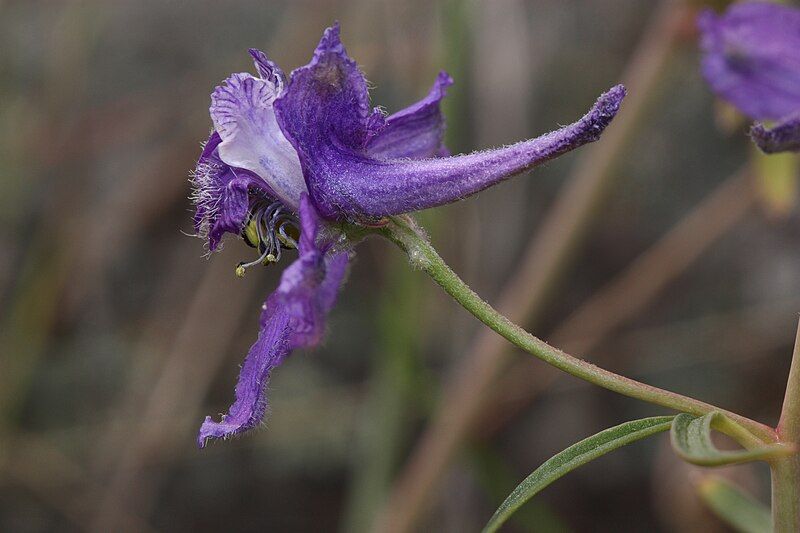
[275, 28, 624, 219]
[210, 72, 306, 209]
[751, 114, 800, 154]
[197, 195, 349, 447]
[248, 48, 286, 91]
[365, 71, 453, 159]
[266, 196, 346, 347]
[191, 131, 256, 251]
[197, 298, 292, 447]
[698, 2, 800, 120]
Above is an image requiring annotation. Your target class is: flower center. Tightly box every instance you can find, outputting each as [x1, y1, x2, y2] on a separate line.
[235, 200, 300, 277]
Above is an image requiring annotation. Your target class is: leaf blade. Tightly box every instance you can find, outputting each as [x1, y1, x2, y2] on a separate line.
[483, 416, 674, 533]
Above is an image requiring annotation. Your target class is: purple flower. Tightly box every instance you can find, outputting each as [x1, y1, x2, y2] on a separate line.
[192, 23, 625, 447]
[698, 1, 800, 153]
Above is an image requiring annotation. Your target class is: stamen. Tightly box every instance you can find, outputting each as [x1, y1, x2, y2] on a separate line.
[277, 223, 298, 249]
[235, 200, 302, 277]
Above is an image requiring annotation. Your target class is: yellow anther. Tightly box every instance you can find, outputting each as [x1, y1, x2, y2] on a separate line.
[242, 218, 261, 248]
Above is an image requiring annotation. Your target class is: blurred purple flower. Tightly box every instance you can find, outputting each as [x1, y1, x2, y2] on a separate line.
[698, 1, 800, 153]
[192, 23, 625, 447]
[751, 114, 800, 154]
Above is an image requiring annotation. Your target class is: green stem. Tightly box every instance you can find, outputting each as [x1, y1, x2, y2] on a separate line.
[771, 457, 800, 533]
[773, 322, 800, 532]
[779, 322, 800, 444]
[381, 216, 777, 444]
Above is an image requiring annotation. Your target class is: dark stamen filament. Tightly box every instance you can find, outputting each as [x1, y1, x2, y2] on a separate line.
[236, 201, 300, 277]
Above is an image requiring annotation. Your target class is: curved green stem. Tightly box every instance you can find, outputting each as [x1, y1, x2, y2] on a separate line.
[381, 216, 777, 444]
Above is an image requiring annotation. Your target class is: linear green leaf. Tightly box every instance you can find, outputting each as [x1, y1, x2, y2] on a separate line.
[670, 412, 792, 467]
[483, 416, 674, 533]
[698, 476, 772, 533]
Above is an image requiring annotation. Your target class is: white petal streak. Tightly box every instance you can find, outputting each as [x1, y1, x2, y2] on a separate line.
[210, 73, 306, 208]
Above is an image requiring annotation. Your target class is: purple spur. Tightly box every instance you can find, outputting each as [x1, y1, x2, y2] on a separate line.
[191, 23, 626, 447]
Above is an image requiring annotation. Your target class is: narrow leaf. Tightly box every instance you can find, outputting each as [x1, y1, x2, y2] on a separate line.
[699, 476, 772, 533]
[483, 416, 673, 533]
[670, 412, 791, 467]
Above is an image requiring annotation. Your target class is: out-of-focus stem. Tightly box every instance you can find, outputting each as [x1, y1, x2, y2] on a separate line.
[374, 3, 694, 531]
[342, 253, 426, 533]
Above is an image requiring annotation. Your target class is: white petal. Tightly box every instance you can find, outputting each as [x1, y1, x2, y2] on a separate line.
[210, 73, 306, 209]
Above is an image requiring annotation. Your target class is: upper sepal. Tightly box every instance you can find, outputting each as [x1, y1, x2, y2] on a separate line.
[275, 24, 624, 219]
[276, 40, 625, 220]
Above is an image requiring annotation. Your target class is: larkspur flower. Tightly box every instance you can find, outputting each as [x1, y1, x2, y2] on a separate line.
[698, 1, 800, 153]
[192, 23, 626, 447]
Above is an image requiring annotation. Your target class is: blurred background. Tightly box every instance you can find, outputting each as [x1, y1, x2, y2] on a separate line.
[2, 0, 799, 531]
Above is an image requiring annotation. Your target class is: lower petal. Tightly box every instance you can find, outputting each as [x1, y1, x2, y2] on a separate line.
[198, 196, 351, 447]
[197, 305, 292, 447]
